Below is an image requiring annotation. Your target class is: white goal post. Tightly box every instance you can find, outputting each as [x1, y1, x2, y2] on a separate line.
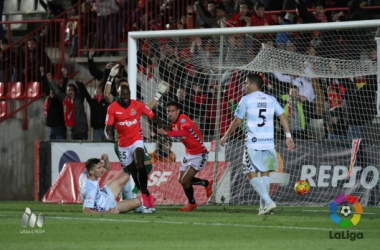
[128, 20, 380, 206]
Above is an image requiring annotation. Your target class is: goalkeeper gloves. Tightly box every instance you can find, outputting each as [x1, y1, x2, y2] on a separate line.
[106, 64, 120, 85]
[154, 81, 169, 101]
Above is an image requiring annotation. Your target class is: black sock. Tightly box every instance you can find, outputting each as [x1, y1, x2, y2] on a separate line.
[190, 177, 208, 187]
[137, 167, 149, 195]
[184, 186, 196, 204]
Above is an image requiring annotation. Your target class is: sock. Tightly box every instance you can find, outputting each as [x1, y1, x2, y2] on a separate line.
[260, 176, 270, 209]
[184, 186, 196, 204]
[250, 177, 273, 206]
[137, 167, 149, 195]
[190, 177, 208, 187]
[122, 180, 133, 200]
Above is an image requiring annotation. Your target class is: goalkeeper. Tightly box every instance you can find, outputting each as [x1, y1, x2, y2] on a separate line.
[104, 64, 169, 211]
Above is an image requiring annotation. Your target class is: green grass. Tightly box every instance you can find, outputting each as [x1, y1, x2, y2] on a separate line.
[0, 202, 379, 250]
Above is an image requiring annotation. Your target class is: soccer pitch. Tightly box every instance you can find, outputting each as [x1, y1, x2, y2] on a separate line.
[0, 202, 379, 250]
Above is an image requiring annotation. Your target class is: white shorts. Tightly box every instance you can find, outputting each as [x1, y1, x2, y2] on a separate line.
[97, 186, 117, 211]
[119, 140, 144, 167]
[243, 148, 278, 174]
[180, 153, 208, 172]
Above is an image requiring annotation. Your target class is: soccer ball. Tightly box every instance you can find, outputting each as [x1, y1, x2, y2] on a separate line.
[340, 206, 351, 217]
[294, 180, 310, 195]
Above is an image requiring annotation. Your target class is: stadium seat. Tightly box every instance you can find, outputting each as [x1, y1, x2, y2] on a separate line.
[26, 82, 41, 98]
[0, 82, 7, 100]
[3, 0, 19, 14]
[7, 82, 24, 99]
[0, 101, 8, 119]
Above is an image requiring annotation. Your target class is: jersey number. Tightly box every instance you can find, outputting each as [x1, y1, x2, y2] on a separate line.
[258, 109, 266, 127]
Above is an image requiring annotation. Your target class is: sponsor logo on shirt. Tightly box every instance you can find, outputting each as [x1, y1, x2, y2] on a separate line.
[131, 109, 137, 115]
[180, 119, 187, 123]
[118, 119, 138, 127]
[116, 112, 123, 114]
[252, 137, 274, 143]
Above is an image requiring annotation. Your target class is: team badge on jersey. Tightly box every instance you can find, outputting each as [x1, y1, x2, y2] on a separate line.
[130, 108, 137, 115]
[180, 119, 187, 123]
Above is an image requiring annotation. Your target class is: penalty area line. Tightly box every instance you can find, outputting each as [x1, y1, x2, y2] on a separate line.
[48, 216, 380, 232]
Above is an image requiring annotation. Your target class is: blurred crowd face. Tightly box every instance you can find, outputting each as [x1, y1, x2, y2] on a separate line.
[66, 85, 77, 98]
[316, 5, 326, 17]
[28, 40, 36, 51]
[255, 7, 265, 17]
[176, 88, 186, 101]
[239, 4, 249, 16]
[0, 42, 8, 51]
[286, 41, 296, 52]
[208, 3, 216, 14]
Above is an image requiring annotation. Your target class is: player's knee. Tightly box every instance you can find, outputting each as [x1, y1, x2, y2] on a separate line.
[134, 198, 142, 208]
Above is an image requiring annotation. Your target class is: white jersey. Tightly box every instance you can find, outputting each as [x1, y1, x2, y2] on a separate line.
[79, 170, 114, 211]
[235, 91, 284, 150]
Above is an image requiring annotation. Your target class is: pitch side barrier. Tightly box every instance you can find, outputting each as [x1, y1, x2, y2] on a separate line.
[35, 140, 380, 206]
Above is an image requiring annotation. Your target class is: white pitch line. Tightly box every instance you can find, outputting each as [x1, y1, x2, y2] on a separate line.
[48, 216, 380, 232]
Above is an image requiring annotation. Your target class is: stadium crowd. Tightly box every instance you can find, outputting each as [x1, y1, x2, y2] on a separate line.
[0, 0, 379, 143]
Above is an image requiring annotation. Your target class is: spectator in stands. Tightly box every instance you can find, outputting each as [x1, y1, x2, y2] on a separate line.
[225, 1, 252, 27]
[295, 0, 332, 24]
[70, 2, 97, 57]
[95, 0, 120, 56]
[249, 2, 276, 26]
[47, 72, 89, 140]
[203, 84, 232, 140]
[0, 38, 16, 83]
[282, 86, 307, 140]
[345, 75, 377, 139]
[348, 0, 369, 21]
[78, 80, 108, 141]
[189, 80, 208, 129]
[149, 136, 176, 163]
[275, 12, 292, 50]
[326, 79, 348, 140]
[39, 0, 65, 43]
[41, 67, 67, 140]
[192, 2, 230, 28]
[19, 38, 54, 82]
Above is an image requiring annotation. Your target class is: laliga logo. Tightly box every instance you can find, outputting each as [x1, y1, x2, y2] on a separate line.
[329, 194, 364, 241]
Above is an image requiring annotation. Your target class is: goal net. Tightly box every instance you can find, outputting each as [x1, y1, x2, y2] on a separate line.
[129, 20, 380, 207]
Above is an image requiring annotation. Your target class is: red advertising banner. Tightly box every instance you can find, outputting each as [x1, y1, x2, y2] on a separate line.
[43, 162, 229, 205]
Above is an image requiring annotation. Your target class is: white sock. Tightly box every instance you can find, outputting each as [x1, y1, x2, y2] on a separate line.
[260, 176, 270, 209]
[123, 180, 133, 200]
[250, 177, 273, 206]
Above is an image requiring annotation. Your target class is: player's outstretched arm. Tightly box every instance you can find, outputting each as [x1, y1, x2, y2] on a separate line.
[146, 81, 170, 110]
[220, 117, 242, 146]
[278, 113, 295, 151]
[101, 154, 110, 171]
[104, 64, 120, 104]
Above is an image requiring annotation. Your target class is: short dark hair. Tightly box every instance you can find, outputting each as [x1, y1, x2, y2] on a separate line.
[67, 83, 78, 93]
[85, 158, 101, 172]
[216, 4, 226, 12]
[118, 84, 130, 93]
[254, 2, 265, 10]
[208, 1, 216, 5]
[247, 74, 264, 89]
[166, 100, 180, 109]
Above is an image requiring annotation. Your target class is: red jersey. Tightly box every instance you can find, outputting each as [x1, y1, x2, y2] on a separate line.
[167, 113, 208, 155]
[106, 100, 154, 147]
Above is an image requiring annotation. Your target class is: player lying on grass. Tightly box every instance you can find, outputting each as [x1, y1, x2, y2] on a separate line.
[79, 154, 142, 214]
[158, 101, 213, 212]
[104, 64, 169, 212]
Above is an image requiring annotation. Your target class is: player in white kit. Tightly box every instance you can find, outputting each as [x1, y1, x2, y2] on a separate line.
[220, 74, 294, 215]
[79, 154, 142, 214]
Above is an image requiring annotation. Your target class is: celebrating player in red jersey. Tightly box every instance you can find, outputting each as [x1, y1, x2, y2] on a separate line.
[158, 101, 213, 212]
[105, 83, 165, 212]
